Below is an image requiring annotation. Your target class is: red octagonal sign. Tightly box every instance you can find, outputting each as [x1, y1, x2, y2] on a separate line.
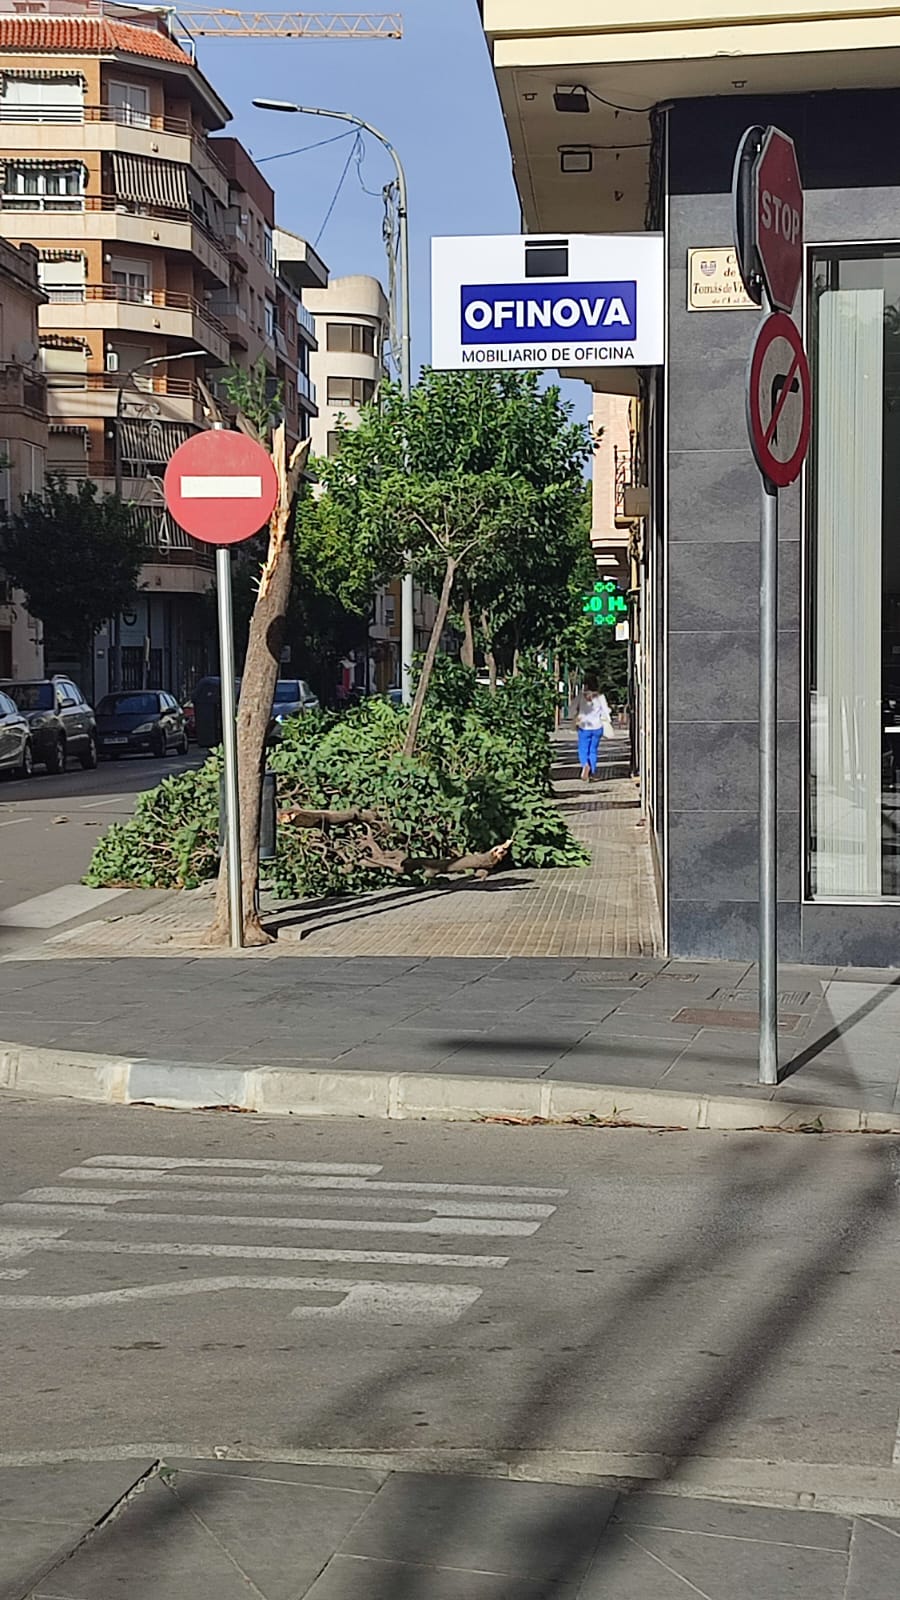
[754, 127, 804, 314]
[163, 428, 278, 546]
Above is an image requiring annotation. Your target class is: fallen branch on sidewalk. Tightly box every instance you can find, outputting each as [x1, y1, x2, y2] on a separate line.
[277, 806, 380, 828]
[357, 829, 513, 881]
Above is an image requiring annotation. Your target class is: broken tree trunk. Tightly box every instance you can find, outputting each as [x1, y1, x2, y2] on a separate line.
[401, 553, 457, 759]
[359, 832, 513, 881]
[208, 425, 310, 947]
[460, 591, 475, 669]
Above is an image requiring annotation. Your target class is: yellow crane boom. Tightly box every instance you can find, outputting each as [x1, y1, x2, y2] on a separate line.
[174, 9, 402, 37]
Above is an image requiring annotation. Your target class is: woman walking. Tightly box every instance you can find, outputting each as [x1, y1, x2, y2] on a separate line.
[575, 675, 612, 782]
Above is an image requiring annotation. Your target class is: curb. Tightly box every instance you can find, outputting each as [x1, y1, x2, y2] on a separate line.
[1, 1040, 898, 1133]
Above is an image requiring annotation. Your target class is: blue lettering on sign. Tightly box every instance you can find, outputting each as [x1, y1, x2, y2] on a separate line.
[460, 280, 637, 344]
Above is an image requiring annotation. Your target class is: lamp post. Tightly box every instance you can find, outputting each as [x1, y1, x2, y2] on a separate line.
[253, 97, 414, 704]
[112, 347, 206, 689]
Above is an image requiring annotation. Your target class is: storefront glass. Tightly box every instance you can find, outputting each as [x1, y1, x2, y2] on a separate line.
[808, 246, 900, 897]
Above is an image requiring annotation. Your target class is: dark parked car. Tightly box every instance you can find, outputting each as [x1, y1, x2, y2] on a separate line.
[0, 690, 33, 778]
[95, 691, 188, 759]
[0, 676, 97, 772]
[192, 677, 319, 748]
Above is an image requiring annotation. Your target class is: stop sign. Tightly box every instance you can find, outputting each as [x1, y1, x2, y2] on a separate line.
[163, 428, 279, 546]
[754, 127, 803, 313]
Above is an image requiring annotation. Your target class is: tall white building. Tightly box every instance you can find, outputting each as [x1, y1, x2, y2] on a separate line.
[302, 273, 389, 461]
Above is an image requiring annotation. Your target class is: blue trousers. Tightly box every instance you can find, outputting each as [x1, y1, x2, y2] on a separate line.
[578, 727, 603, 773]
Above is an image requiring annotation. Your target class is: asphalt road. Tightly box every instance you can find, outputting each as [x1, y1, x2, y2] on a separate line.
[0, 1100, 896, 1497]
[0, 750, 204, 954]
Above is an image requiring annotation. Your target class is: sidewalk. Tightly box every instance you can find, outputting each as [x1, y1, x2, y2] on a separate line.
[1, 950, 899, 1130]
[4, 1455, 896, 1599]
[40, 729, 662, 960]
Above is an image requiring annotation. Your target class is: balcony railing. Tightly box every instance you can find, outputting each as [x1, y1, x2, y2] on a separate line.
[296, 301, 317, 341]
[297, 370, 316, 405]
[49, 283, 228, 336]
[44, 372, 200, 397]
[3, 191, 229, 254]
[0, 363, 46, 412]
[0, 102, 228, 170]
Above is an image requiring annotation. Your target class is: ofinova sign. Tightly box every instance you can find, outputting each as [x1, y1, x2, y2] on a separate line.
[431, 234, 665, 371]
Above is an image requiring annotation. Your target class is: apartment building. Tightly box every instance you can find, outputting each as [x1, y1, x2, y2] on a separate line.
[302, 271, 404, 692]
[0, 239, 47, 679]
[0, 0, 317, 699]
[480, 1, 900, 968]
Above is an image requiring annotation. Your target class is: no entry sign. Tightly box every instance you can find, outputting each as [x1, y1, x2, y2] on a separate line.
[163, 429, 278, 546]
[747, 312, 811, 489]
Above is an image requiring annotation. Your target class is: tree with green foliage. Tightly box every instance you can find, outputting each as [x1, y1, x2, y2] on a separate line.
[0, 476, 143, 659]
[311, 369, 592, 742]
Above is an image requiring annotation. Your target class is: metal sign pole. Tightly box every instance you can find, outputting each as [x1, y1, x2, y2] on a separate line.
[215, 544, 243, 951]
[759, 469, 778, 1085]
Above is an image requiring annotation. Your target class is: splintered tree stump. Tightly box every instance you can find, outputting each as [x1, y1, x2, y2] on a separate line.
[277, 811, 513, 883]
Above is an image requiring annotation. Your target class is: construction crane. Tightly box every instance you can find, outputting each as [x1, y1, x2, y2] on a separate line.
[173, 10, 401, 38]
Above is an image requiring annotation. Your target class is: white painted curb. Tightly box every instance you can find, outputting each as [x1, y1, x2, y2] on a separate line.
[1, 1041, 897, 1133]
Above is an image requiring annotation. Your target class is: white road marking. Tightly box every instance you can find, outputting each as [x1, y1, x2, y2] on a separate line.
[77, 796, 127, 810]
[0, 1237, 508, 1269]
[24, 1187, 555, 1220]
[67, 1167, 565, 1201]
[0, 1152, 565, 1327]
[2, 1202, 541, 1237]
[0, 818, 31, 827]
[0, 884, 126, 928]
[84, 1156, 384, 1176]
[0, 1275, 482, 1323]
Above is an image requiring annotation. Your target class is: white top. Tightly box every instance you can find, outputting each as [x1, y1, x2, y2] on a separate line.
[576, 692, 611, 731]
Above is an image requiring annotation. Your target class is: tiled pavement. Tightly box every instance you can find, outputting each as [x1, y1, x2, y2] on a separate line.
[41, 729, 662, 960]
[6, 1458, 898, 1599]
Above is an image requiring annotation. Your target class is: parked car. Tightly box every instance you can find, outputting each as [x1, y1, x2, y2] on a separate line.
[0, 676, 97, 772]
[270, 678, 320, 736]
[0, 690, 33, 778]
[192, 677, 319, 748]
[95, 691, 188, 759]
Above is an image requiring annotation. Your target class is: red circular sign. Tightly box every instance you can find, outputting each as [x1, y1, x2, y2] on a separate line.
[747, 312, 811, 489]
[754, 128, 804, 313]
[163, 429, 279, 546]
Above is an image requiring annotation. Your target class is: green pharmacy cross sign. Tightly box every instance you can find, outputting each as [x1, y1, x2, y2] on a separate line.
[582, 581, 628, 628]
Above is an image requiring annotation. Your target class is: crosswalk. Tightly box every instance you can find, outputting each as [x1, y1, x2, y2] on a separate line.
[0, 1154, 566, 1325]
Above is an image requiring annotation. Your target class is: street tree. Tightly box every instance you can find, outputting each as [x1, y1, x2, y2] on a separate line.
[0, 476, 143, 660]
[313, 369, 591, 742]
[203, 367, 310, 947]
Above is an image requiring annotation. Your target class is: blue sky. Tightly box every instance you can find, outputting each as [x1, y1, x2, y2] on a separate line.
[195, 0, 592, 428]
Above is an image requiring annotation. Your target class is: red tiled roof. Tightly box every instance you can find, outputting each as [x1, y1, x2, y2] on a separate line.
[0, 17, 191, 64]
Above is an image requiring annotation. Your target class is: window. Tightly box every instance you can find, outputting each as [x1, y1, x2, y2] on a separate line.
[37, 256, 86, 303]
[41, 345, 88, 386]
[2, 164, 84, 210]
[383, 595, 396, 628]
[0, 75, 83, 124]
[108, 81, 150, 129]
[110, 259, 150, 303]
[808, 246, 900, 898]
[264, 298, 275, 340]
[327, 376, 375, 407]
[263, 224, 274, 268]
[326, 321, 376, 356]
[326, 430, 343, 457]
[0, 442, 9, 519]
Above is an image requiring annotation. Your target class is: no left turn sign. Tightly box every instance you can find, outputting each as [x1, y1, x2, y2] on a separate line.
[746, 311, 811, 489]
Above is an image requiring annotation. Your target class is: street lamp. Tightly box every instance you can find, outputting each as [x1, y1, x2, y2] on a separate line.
[253, 97, 414, 705]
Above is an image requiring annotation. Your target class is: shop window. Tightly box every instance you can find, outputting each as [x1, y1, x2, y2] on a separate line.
[326, 321, 375, 356]
[808, 246, 900, 897]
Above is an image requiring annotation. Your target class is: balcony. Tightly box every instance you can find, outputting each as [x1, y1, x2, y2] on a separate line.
[296, 301, 317, 345]
[45, 372, 206, 426]
[0, 363, 46, 416]
[0, 104, 230, 209]
[0, 195, 229, 287]
[208, 300, 250, 350]
[44, 286, 230, 365]
[297, 370, 317, 409]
